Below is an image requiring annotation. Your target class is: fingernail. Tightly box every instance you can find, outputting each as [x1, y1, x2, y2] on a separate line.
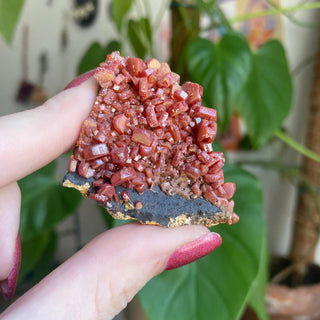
[64, 69, 96, 90]
[165, 232, 222, 270]
[1, 234, 21, 301]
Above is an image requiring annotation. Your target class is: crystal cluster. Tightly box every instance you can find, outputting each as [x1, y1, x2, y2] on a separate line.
[67, 52, 236, 216]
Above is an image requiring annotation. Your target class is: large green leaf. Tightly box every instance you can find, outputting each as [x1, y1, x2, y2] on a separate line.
[18, 161, 82, 241]
[187, 33, 252, 130]
[31, 230, 57, 283]
[0, 0, 25, 44]
[111, 0, 133, 31]
[19, 230, 52, 282]
[128, 17, 152, 59]
[139, 165, 266, 320]
[77, 40, 121, 75]
[238, 40, 292, 148]
[247, 238, 269, 320]
[19, 230, 57, 286]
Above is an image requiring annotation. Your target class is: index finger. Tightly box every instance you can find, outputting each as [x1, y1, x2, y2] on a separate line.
[0, 78, 98, 188]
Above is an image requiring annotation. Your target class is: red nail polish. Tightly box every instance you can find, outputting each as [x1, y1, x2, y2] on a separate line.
[1, 235, 21, 301]
[165, 232, 222, 270]
[64, 69, 96, 90]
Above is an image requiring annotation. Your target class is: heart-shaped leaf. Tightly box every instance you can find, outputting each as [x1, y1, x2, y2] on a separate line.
[0, 0, 25, 44]
[77, 40, 121, 75]
[139, 165, 267, 320]
[238, 40, 292, 148]
[19, 161, 82, 241]
[187, 33, 252, 130]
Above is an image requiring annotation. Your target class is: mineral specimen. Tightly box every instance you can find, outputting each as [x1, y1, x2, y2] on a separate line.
[63, 51, 238, 227]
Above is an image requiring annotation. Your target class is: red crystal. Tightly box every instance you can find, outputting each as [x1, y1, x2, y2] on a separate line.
[111, 167, 137, 186]
[82, 143, 109, 161]
[112, 114, 128, 134]
[68, 156, 78, 173]
[181, 82, 203, 105]
[134, 201, 144, 210]
[132, 128, 154, 146]
[69, 52, 236, 218]
[193, 106, 217, 121]
[125, 57, 145, 76]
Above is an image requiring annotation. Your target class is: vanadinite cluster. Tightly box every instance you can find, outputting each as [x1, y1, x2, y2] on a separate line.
[67, 51, 236, 222]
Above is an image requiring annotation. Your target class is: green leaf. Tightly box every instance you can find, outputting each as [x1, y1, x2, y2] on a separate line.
[187, 33, 252, 130]
[77, 40, 121, 75]
[139, 165, 266, 320]
[0, 0, 25, 44]
[238, 40, 292, 148]
[128, 17, 152, 59]
[196, 0, 217, 13]
[247, 238, 269, 320]
[18, 161, 82, 241]
[19, 230, 52, 282]
[111, 0, 133, 31]
[32, 231, 57, 283]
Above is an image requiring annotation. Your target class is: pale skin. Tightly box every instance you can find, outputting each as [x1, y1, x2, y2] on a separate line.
[0, 78, 214, 320]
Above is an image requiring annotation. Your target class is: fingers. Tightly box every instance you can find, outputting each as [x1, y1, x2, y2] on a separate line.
[0, 235, 21, 301]
[0, 183, 21, 301]
[0, 78, 98, 188]
[0, 223, 221, 320]
[0, 183, 21, 280]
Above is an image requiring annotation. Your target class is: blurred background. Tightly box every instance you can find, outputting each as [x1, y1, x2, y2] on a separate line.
[1, 1, 320, 319]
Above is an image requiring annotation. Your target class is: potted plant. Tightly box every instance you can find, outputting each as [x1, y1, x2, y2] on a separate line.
[76, 1, 320, 319]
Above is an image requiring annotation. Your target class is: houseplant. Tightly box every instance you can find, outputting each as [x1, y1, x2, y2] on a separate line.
[1, 0, 320, 319]
[73, 0, 320, 319]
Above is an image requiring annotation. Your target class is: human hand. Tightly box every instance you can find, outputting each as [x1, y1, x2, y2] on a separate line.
[0, 76, 222, 319]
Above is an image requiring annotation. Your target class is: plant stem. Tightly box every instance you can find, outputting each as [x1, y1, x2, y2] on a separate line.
[154, 0, 171, 30]
[292, 53, 318, 77]
[264, 0, 320, 28]
[234, 159, 298, 172]
[212, 3, 232, 32]
[135, 0, 145, 17]
[229, 2, 320, 23]
[275, 129, 320, 163]
[142, 0, 152, 20]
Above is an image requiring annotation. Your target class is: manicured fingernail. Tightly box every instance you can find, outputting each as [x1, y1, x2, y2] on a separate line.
[1, 234, 21, 301]
[165, 232, 222, 270]
[64, 69, 96, 90]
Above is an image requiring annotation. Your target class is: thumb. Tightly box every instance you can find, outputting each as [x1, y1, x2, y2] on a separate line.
[0, 223, 221, 320]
